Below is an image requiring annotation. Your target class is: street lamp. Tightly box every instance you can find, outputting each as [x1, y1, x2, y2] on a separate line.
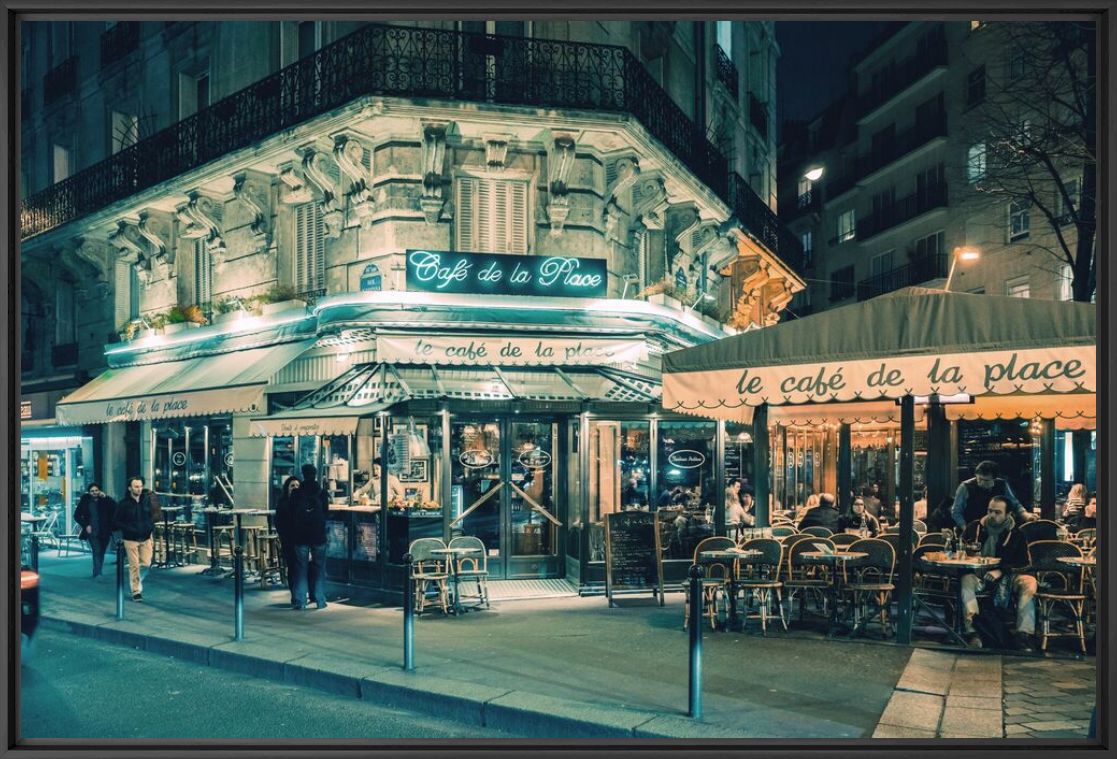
[803, 166, 824, 182]
[944, 247, 981, 291]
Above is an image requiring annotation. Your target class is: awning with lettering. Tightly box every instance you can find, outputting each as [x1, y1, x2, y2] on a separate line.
[248, 402, 393, 438]
[663, 288, 1095, 426]
[56, 340, 315, 425]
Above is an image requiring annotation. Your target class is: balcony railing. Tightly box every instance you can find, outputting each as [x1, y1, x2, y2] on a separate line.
[748, 93, 768, 139]
[856, 31, 948, 118]
[856, 182, 948, 240]
[714, 44, 738, 98]
[21, 23, 800, 274]
[856, 252, 949, 301]
[729, 174, 803, 272]
[854, 111, 947, 181]
[101, 21, 140, 68]
[43, 56, 77, 106]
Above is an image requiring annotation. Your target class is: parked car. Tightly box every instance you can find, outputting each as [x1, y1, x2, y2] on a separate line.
[21, 566, 39, 665]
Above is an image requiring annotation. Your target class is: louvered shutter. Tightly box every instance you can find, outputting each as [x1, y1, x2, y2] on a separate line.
[114, 260, 131, 326]
[295, 202, 325, 292]
[476, 179, 492, 252]
[456, 175, 529, 254]
[508, 181, 528, 253]
[194, 239, 212, 306]
[455, 176, 477, 252]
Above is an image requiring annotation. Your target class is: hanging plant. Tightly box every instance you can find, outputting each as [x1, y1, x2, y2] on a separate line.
[182, 304, 208, 325]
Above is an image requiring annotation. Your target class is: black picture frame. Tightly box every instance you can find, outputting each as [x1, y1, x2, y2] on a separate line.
[3, 2, 1112, 757]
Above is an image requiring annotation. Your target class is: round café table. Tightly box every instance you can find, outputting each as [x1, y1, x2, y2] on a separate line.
[226, 509, 275, 579]
[697, 548, 763, 631]
[799, 551, 867, 636]
[919, 552, 1001, 645]
[200, 507, 234, 575]
[154, 505, 185, 568]
[430, 546, 482, 615]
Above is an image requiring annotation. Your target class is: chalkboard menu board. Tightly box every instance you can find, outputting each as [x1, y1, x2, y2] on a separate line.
[604, 510, 664, 607]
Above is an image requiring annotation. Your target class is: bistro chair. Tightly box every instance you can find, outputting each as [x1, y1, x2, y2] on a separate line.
[830, 533, 860, 548]
[1071, 528, 1096, 552]
[913, 520, 928, 535]
[1020, 519, 1062, 545]
[782, 536, 832, 623]
[844, 538, 896, 639]
[911, 543, 957, 631]
[448, 535, 491, 609]
[737, 538, 787, 634]
[800, 526, 833, 538]
[770, 525, 798, 539]
[918, 532, 947, 549]
[685, 537, 736, 630]
[1028, 540, 1088, 652]
[408, 537, 451, 616]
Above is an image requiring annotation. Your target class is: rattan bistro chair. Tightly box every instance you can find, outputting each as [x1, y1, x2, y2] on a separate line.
[782, 535, 832, 622]
[800, 526, 833, 538]
[1028, 540, 1088, 653]
[1020, 519, 1062, 546]
[737, 538, 787, 633]
[685, 537, 736, 630]
[830, 532, 860, 548]
[844, 538, 896, 639]
[448, 535, 490, 609]
[408, 537, 451, 616]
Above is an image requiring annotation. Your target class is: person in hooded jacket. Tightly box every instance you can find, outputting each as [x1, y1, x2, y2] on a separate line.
[290, 464, 329, 609]
[74, 482, 117, 578]
[274, 476, 304, 606]
[112, 476, 161, 601]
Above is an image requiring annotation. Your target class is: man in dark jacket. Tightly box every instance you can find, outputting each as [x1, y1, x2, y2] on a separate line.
[952, 460, 1032, 529]
[113, 476, 161, 601]
[291, 464, 329, 610]
[74, 482, 117, 578]
[958, 495, 1037, 650]
[798, 492, 841, 533]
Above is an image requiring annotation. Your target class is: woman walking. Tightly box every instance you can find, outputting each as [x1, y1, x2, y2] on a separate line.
[274, 476, 302, 607]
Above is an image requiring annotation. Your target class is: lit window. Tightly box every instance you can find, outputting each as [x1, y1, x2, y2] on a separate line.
[967, 144, 986, 183]
[716, 21, 732, 60]
[970, 20, 986, 31]
[1005, 275, 1030, 298]
[455, 175, 531, 254]
[1008, 199, 1030, 241]
[1057, 264, 1073, 301]
[800, 230, 813, 266]
[110, 110, 139, 154]
[837, 209, 856, 243]
[797, 176, 813, 207]
[52, 144, 71, 183]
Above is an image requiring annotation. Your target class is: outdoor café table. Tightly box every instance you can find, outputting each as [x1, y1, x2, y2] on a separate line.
[919, 552, 1001, 644]
[1057, 556, 1096, 568]
[154, 505, 185, 568]
[226, 509, 275, 579]
[799, 551, 867, 637]
[201, 507, 233, 575]
[430, 546, 482, 615]
[697, 548, 763, 631]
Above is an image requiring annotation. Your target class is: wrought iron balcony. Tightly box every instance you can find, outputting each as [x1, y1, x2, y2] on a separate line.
[43, 56, 77, 106]
[748, 93, 769, 139]
[715, 44, 738, 98]
[856, 252, 948, 301]
[855, 182, 948, 241]
[729, 174, 804, 272]
[856, 31, 948, 118]
[101, 22, 140, 68]
[854, 111, 947, 181]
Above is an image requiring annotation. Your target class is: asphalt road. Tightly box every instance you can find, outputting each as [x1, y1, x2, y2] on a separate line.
[19, 628, 526, 740]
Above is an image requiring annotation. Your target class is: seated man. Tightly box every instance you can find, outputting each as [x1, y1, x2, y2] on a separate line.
[797, 492, 841, 533]
[959, 495, 1038, 650]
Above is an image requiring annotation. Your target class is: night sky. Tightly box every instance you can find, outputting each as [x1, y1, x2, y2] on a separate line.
[776, 21, 901, 131]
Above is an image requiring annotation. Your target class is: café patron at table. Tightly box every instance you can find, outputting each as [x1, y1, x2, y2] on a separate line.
[663, 288, 1096, 645]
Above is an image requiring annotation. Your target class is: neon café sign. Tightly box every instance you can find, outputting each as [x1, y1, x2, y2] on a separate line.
[406, 249, 608, 298]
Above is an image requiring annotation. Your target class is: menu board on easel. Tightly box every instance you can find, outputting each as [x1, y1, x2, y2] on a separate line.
[604, 510, 664, 607]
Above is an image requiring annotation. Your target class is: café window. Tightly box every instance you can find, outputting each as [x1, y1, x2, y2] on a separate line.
[454, 174, 531, 254]
[587, 420, 650, 562]
[152, 418, 233, 512]
[656, 420, 717, 561]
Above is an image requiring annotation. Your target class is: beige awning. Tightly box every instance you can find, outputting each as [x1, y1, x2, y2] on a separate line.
[56, 341, 314, 425]
[248, 402, 392, 437]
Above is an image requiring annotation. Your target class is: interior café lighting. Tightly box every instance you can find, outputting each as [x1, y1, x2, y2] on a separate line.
[803, 166, 825, 182]
[944, 246, 981, 291]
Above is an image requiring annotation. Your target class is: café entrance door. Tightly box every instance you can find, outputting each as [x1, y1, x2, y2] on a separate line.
[449, 418, 563, 578]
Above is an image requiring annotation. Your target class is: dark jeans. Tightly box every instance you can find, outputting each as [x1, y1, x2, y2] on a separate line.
[292, 543, 327, 608]
[280, 541, 315, 604]
[89, 534, 111, 577]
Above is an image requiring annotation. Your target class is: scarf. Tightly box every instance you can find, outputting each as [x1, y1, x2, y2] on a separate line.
[980, 515, 1014, 557]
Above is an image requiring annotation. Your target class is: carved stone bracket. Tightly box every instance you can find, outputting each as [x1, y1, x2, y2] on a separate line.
[301, 148, 343, 238]
[138, 212, 175, 280]
[278, 160, 314, 205]
[108, 219, 146, 264]
[420, 121, 449, 224]
[632, 176, 668, 228]
[176, 191, 227, 262]
[764, 278, 795, 326]
[606, 156, 641, 205]
[233, 172, 272, 250]
[546, 134, 576, 236]
[333, 135, 375, 223]
[65, 236, 113, 286]
[484, 133, 512, 171]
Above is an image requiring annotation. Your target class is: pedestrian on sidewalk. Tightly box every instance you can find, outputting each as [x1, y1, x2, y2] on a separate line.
[274, 475, 302, 606]
[291, 464, 329, 610]
[112, 476, 161, 601]
[73, 482, 117, 578]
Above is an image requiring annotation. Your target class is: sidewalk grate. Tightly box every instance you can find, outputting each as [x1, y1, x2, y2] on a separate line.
[487, 579, 578, 601]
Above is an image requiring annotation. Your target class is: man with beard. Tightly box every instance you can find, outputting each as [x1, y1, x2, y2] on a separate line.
[952, 460, 1033, 530]
[74, 482, 117, 578]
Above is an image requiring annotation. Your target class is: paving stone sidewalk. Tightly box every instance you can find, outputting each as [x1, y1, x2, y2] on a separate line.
[1002, 657, 1095, 738]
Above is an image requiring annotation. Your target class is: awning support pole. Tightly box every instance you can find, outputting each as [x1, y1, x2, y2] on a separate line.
[753, 405, 769, 528]
[926, 400, 950, 523]
[838, 423, 851, 512]
[1040, 419, 1057, 519]
[714, 419, 726, 536]
[896, 394, 915, 645]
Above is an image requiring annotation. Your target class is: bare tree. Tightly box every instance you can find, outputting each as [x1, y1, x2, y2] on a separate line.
[962, 21, 1096, 302]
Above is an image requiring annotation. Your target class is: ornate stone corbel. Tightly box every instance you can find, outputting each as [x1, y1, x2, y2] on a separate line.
[419, 121, 449, 224]
[233, 172, 272, 250]
[301, 148, 343, 238]
[137, 212, 175, 280]
[764, 278, 796, 326]
[484, 133, 512, 171]
[632, 176, 668, 228]
[546, 134, 576, 235]
[333, 135, 375, 223]
[63, 236, 113, 291]
[109, 219, 146, 263]
[278, 160, 314, 204]
[606, 156, 641, 205]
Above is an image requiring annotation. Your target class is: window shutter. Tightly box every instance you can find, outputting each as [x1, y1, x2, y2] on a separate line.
[195, 239, 212, 306]
[476, 178, 492, 251]
[295, 202, 325, 292]
[114, 260, 131, 326]
[456, 175, 529, 254]
[509, 181, 528, 253]
[455, 176, 477, 251]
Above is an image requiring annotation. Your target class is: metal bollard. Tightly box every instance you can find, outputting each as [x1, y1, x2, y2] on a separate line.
[233, 544, 245, 641]
[403, 552, 415, 671]
[30, 534, 40, 573]
[115, 540, 125, 620]
[688, 563, 705, 719]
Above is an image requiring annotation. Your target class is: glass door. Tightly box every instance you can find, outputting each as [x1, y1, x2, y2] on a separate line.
[507, 420, 560, 578]
[450, 419, 504, 574]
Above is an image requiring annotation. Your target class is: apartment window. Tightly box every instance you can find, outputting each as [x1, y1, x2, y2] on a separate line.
[916, 163, 945, 205]
[1057, 264, 1073, 301]
[915, 93, 945, 124]
[51, 144, 71, 183]
[1006, 47, 1026, 82]
[797, 176, 813, 206]
[1005, 275, 1030, 299]
[1008, 199, 1030, 241]
[837, 209, 856, 243]
[298, 21, 321, 59]
[800, 230, 813, 266]
[870, 124, 896, 158]
[178, 70, 211, 119]
[830, 265, 855, 302]
[716, 21, 733, 59]
[967, 144, 986, 184]
[294, 202, 326, 293]
[195, 239, 213, 307]
[871, 250, 895, 279]
[454, 175, 531, 254]
[1055, 178, 1080, 223]
[55, 281, 75, 344]
[966, 65, 986, 105]
[110, 110, 139, 153]
[872, 187, 895, 218]
[913, 230, 944, 260]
